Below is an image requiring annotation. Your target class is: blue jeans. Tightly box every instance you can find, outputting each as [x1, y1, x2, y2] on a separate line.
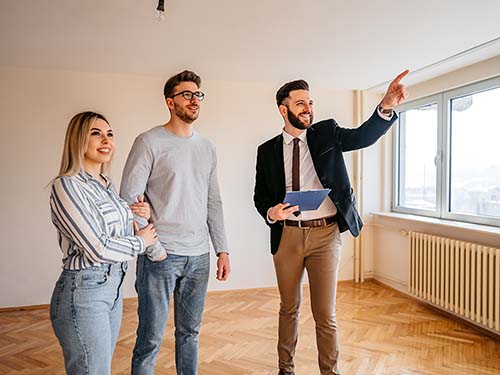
[50, 262, 128, 375]
[132, 253, 210, 375]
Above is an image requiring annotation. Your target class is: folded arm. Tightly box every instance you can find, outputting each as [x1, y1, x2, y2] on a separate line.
[50, 177, 145, 263]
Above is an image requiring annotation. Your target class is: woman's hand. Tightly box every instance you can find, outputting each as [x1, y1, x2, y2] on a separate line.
[130, 195, 151, 220]
[133, 222, 158, 248]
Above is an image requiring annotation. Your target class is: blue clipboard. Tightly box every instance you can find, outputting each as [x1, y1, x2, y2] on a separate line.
[283, 189, 331, 211]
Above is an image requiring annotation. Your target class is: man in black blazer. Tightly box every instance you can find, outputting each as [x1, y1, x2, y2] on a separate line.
[253, 71, 408, 375]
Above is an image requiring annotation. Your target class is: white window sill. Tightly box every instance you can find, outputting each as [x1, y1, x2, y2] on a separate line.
[367, 212, 500, 246]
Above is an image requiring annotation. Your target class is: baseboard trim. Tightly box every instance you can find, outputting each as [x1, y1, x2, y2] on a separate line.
[0, 286, 282, 312]
[0, 281, 363, 312]
[372, 278, 500, 341]
[0, 304, 49, 312]
[371, 272, 408, 293]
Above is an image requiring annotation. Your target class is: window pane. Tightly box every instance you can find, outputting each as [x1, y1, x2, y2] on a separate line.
[449, 87, 500, 218]
[398, 104, 438, 210]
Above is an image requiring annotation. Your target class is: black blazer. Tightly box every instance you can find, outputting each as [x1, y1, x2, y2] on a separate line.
[253, 109, 397, 254]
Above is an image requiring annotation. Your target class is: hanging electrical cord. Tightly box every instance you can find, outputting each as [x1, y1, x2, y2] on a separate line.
[156, 0, 166, 21]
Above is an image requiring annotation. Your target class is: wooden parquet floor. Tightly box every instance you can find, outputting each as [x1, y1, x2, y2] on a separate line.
[1, 280, 499, 375]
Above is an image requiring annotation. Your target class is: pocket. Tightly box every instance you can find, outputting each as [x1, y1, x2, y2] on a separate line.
[49, 280, 64, 321]
[76, 270, 108, 289]
[147, 253, 173, 270]
[94, 199, 121, 226]
[333, 224, 342, 248]
[117, 197, 134, 223]
[274, 226, 289, 258]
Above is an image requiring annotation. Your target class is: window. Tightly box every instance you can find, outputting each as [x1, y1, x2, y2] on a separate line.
[393, 76, 500, 227]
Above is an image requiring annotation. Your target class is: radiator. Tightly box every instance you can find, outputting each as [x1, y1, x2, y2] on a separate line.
[408, 231, 500, 333]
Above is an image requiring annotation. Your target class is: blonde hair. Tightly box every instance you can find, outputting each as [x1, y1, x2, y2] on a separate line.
[57, 111, 111, 178]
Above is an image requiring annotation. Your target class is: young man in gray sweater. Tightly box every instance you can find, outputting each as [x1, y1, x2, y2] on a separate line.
[120, 70, 231, 375]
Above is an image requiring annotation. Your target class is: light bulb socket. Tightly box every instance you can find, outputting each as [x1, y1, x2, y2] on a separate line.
[157, 0, 165, 12]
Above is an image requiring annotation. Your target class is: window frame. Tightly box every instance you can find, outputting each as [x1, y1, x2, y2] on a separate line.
[391, 94, 443, 218]
[392, 75, 500, 227]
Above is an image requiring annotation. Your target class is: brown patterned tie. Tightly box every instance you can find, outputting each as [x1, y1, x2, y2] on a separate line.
[292, 138, 300, 216]
[292, 138, 300, 191]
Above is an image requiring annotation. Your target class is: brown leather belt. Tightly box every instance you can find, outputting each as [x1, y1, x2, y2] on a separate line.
[284, 215, 338, 228]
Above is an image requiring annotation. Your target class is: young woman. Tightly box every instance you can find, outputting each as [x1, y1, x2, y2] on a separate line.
[49, 111, 157, 374]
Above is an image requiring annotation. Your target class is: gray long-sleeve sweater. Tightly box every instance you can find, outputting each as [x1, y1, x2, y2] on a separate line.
[120, 126, 229, 260]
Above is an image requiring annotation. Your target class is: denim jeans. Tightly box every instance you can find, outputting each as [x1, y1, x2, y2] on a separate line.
[131, 253, 210, 375]
[50, 262, 128, 375]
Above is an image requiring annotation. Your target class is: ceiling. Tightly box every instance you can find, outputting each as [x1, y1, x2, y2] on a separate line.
[1, 0, 499, 90]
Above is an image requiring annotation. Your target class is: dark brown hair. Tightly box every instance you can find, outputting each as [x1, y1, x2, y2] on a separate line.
[163, 70, 201, 98]
[275, 79, 309, 107]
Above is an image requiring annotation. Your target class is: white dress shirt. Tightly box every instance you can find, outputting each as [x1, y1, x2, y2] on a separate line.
[267, 109, 392, 223]
[280, 130, 338, 221]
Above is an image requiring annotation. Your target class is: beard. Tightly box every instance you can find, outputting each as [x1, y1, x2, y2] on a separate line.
[287, 109, 313, 130]
[174, 103, 199, 123]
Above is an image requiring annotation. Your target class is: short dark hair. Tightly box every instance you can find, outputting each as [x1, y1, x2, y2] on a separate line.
[275, 79, 309, 107]
[163, 70, 201, 98]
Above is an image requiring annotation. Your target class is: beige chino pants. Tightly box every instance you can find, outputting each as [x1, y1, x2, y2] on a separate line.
[273, 222, 342, 375]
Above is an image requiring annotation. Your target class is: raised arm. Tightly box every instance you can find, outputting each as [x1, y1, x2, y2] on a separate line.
[334, 70, 409, 151]
[380, 69, 409, 110]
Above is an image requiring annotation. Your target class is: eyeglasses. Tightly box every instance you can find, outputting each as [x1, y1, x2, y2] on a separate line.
[170, 90, 205, 101]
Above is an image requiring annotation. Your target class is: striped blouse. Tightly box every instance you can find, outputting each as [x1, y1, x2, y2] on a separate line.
[50, 171, 145, 270]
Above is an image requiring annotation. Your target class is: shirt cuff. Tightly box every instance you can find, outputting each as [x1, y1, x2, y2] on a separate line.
[134, 236, 145, 254]
[377, 106, 394, 121]
[145, 242, 166, 261]
[266, 207, 277, 224]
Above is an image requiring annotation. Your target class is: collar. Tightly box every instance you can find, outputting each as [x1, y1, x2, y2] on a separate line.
[77, 170, 91, 182]
[282, 129, 307, 145]
[78, 170, 110, 187]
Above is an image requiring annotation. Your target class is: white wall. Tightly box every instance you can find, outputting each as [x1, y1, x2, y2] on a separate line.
[361, 56, 500, 292]
[357, 90, 390, 278]
[0, 67, 355, 308]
